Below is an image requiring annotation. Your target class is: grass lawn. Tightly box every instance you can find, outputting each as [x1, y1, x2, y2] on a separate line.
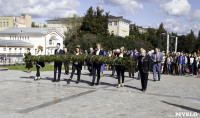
[2, 64, 71, 71]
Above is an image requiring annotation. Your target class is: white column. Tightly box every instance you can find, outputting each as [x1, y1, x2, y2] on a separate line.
[175, 37, 178, 53]
[167, 34, 169, 54]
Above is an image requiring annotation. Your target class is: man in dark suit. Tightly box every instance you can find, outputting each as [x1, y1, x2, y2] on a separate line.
[138, 48, 151, 92]
[91, 44, 104, 86]
[52, 43, 64, 82]
[88, 47, 94, 76]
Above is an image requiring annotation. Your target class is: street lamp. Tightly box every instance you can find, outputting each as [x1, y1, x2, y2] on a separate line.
[159, 33, 169, 54]
[170, 36, 178, 53]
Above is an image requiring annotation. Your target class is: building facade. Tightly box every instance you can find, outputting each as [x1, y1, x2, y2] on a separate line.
[0, 14, 31, 32]
[108, 15, 131, 37]
[46, 18, 69, 34]
[0, 27, 64, 59]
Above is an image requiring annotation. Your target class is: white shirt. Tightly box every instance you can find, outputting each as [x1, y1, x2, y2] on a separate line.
[190, 58, 194, 64]
[96, 50, 100, 55]
[119, 53, 123, 57]
[76, 53, 79, 55]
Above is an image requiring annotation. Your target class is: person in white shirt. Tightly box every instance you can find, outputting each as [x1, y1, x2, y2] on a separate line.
[91, 43, 104, 86]
[190, 55, 195, 75]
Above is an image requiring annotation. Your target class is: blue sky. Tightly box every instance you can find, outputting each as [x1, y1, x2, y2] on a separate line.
[0, 0, 199, 35]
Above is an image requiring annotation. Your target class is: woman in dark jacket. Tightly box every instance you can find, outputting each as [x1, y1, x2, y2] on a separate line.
[115, 46, 127, 88]
[25, 48, 33, 73]
[34, 46, 45, 81]
[138, 48, 151, 92]
[68, 45, 82, 84]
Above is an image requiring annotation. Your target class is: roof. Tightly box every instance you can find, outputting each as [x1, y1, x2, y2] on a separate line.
[108, 15, 131, 23]
[0, 27, 64, 37]
[0, 39, 34, 47]
[46, 18, 68, 22]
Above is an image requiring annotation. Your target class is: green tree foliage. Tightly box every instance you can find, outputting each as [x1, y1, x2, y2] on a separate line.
[186, 30, 196, 53]
[43, 24, 47, 27]
[80, 6, 109, 35]
[146, 28, 158, 48]
[195, 30, 200, 52]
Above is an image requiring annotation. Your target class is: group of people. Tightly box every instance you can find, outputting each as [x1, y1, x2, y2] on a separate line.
[160, 51, 200, 78]
[25, 43, 200, 92]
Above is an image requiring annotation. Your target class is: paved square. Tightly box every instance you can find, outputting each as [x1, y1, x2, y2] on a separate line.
[0, 69, 200, 118]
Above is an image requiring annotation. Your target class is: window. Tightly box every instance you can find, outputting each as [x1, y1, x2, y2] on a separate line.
[20, 48, 22, 53]
[3, 48, 6, 51]
[15, 48, 17, 53]
[7, 22, 9, 27]
[10, 36, 11, 40]
[49, 40, 52, 45]
[0, 22, 2, 27]
[9, 48, 11, 53]
[3, 22, 5, 27]
[114, 22, 117, 26]
[109, 22, 112, 26]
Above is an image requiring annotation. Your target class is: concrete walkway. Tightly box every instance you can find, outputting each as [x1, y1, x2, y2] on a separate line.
[0, 70, 199, 118]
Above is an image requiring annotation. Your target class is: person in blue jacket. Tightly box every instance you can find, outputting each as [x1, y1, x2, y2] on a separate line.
[178, 52, 185, 76]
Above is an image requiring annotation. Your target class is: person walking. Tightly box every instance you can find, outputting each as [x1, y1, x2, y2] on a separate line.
[151, 48, 163, 81]
[138, 48, 151, 92]
[68, 45, 82, 84]
[25, 48, 33, 73]
[34, 46, 45, 81]
[91, 43, 104, 86]
[52, 43, 64, 82]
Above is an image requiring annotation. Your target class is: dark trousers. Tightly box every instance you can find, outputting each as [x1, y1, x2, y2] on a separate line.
[92, 64, 101, 84]
[70, 64, 81, 81]
[64, 62, 69, 74]
[111, 66, 116, 75]
[129, 67, 134, 77]
[88, 63, 93, 76]
[54, 63, 62, 81]
[117, 68, 125, 84]
[140, 71, 148, 90]
[36, 66, 40, 77]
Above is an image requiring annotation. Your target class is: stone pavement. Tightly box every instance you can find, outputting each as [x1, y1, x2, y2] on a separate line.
[0, 69, 200, 118]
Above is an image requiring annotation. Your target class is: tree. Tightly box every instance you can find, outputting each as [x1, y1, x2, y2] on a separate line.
[146, 28, 158, 49]
[177, 35, 186, 52]
[195, 30, 200, 52]
[43, 24, 47, 27]
[186, 30, 196, 53]
[80, 6, 109, 35]
[31, 22, 36, 27]
[129, 24, 140, 36]
[62, 14, 82, 40]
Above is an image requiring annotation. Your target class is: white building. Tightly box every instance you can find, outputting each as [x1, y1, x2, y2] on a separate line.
[108, 15, 131, 37]
[0, 27, 64, 58]
[0, 39, 33, 62]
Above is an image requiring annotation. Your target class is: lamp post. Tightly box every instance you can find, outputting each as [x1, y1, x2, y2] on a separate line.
[170, 36, 178, 53]
[160, 33, 169, 54]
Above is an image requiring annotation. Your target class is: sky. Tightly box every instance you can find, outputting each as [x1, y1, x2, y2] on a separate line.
[0, 0, 199, 35]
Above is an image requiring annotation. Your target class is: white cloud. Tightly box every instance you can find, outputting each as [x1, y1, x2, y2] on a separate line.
[135, 0, 167, 2]
[163, 18, 200, 35]
[187, 9, 200, 22]
[104, 0, 143, 16]
[0, 0, 80, 18]
[161, 0, 191, 16]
